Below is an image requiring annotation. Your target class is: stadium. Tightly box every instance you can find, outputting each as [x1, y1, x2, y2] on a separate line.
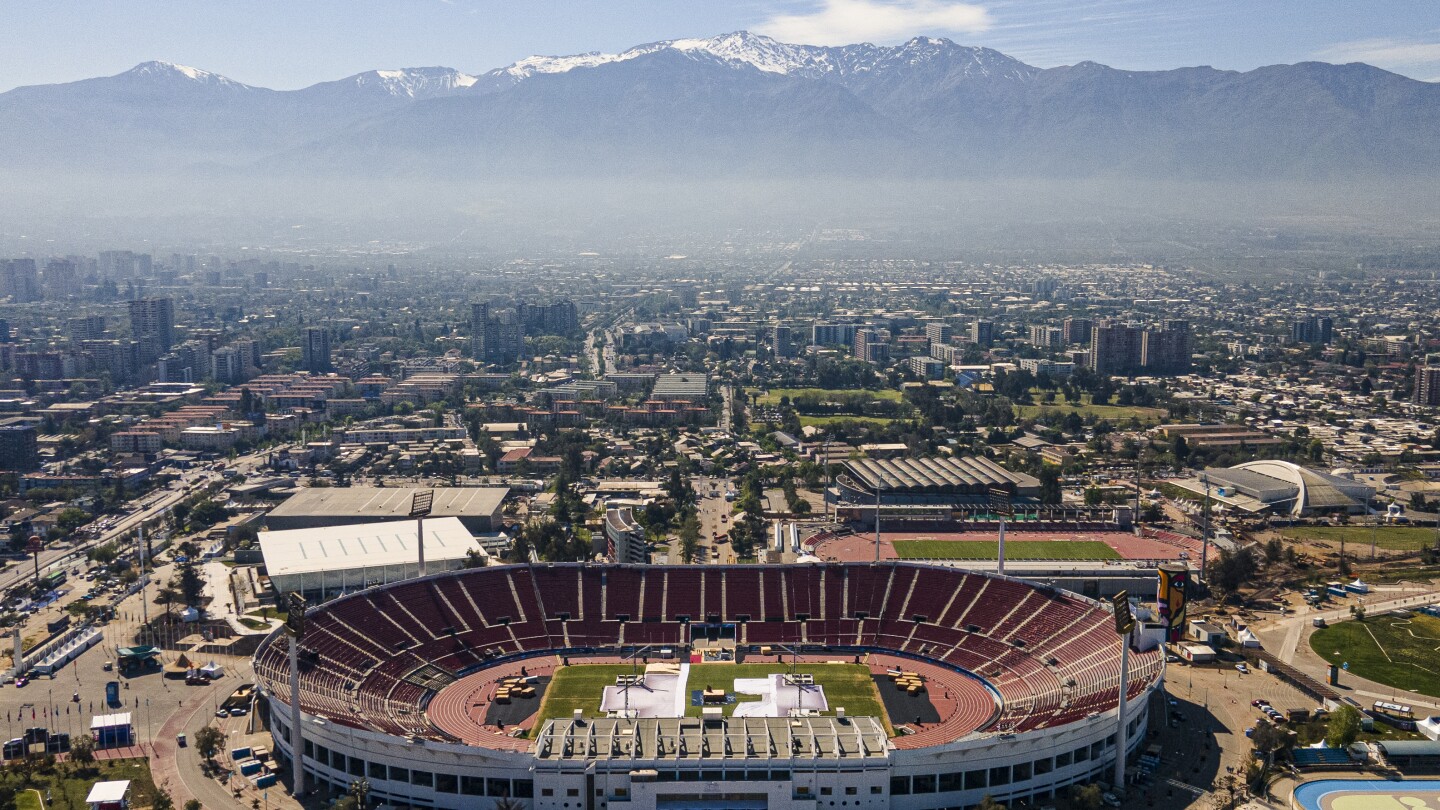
[253, 562, 1165, 809]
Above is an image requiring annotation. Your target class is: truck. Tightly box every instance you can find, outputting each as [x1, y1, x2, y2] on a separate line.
[104, 681, 120, 708]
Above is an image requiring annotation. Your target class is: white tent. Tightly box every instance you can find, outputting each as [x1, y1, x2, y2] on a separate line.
[200, 661, 224, 679]
[1237, 629, 1261, 648]
[1419, 716, 1440, 742]
[179, 606, 201, 623]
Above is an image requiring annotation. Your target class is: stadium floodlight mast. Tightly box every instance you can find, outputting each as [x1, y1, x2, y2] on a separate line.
[1110, 591, 1135, 796]
[410, 489, 434, 577]
[285, 591, 309, 796]
[989, 488, 1012, 576]
[873, 479, 881, 563]
[1199, 473, 1211, 583]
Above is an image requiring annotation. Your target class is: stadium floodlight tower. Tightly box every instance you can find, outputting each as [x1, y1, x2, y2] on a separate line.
[1110, 591, 1135, 796]
[285, 591, 309, 796]
[989, 488, 1013, 576]
[1199, 473, 1211, 582]
[410, 489, 434, 577]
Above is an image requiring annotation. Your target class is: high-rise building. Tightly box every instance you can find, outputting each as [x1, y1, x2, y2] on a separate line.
[486, 309, 525, 364]
[128, 297, 175, 362]
[67, 315, 108, 343]
[1417, 355, 1440, 407]
[1063, 317, 1093, 346]
[812, 322, 859, 347]
[770, 324, 794, 358]
[302, 327, 333, 373]
[1141, 320, 1193, 374]
[43, 259, 79, 298]
[969, 320, 994, 348]
[853, 329, 889, 365]
[469, 302, 489, 360]
[924, 323, 953, 346]
[1291, 315, 1335, 345]
[1088, 320, 1144, 375]
[518, 299, 578, 335]
[3, 259, 40, 303]
[0, 319, 10, 343]
[1028, 325, 1063, 350]
[0, 419, 38, 472]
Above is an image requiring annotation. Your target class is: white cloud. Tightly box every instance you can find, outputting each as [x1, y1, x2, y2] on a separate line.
[1316, 37, 1440, 77]
[755, 0, 993, 46]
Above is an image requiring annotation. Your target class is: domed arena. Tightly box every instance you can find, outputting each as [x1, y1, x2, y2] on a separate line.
[254, 562, 1164, 809]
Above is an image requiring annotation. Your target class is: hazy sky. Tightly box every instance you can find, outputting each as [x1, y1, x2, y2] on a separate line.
[2, 0, 1438, 91]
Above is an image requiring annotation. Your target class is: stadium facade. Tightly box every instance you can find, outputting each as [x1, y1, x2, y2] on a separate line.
[254, 563, 1162, 809]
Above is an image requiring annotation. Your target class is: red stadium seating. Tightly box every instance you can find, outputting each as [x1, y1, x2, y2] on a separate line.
[254, 563, 1163, 740]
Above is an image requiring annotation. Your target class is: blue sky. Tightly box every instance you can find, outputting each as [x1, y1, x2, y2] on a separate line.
[2, 0, 1438, 91]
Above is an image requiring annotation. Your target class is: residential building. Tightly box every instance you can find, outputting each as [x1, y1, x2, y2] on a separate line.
[302, 327, 333, 373]
[128, 297, 175, 362]
[1088, 320, 1144, 375]
[970, 320, 994, 348]
[0, 419, 39, 471]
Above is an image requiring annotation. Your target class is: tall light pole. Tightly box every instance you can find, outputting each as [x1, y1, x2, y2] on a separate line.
[286, 592, 308, 796]
[1110, 591, 1134, 795]
[411, 489, 434, 577]
[873, 480, 881, 563]
[1199, 473, 1211, 583]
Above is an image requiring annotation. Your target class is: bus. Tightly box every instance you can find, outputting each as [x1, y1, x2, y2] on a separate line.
[41, 571, 66, 590]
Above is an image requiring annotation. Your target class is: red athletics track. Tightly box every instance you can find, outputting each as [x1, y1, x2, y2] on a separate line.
[427, 653, 998, 751]
[812, 528, 1204, 565]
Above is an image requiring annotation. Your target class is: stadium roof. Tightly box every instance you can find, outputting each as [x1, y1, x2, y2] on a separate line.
[843, 455, 1039, 494]
[267, 487, 506, 523]
[1188, 461, 1373, 516]
[534, 715, 889, 762]
[651, 374, 709, 399]
[258, 517, 484, 579]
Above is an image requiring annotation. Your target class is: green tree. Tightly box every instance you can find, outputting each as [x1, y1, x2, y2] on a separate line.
[152, 787, 176, 810]
[1210, 547, 1259, 599]
[1083, 487, 1103, 507]
[68, 731, 95, 765]
[1037, 466, 1062, 505]
[55, 507, 91, 534]
[1326, 704, 1362, 748]
[194, 724, 226, 764]
[678, 514, 702, 564]
[185, 800, 203, 810]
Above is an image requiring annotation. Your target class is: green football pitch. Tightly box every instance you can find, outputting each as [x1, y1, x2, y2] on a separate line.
[529, 662, 889, 736]
[1310, 613, 1440, 697]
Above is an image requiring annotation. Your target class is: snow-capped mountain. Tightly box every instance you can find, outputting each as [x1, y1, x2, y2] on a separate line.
[318, 67, 478, 99]
[478, 31, 1034, 86]
[121, 60, 260, 90]
[1, 30, 1437, 180]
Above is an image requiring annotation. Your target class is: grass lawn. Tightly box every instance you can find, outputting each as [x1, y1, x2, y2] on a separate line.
[1310, 614, 1440, 697]
[1015, 403, 1167, 423]
[530, 662, 890, 736]
[799, 415, 899, 427]
[892, 539, 1122, 561]
[755, 388, 901, 406]
[0, 759, 160, 809]
[1280, 525, 1439, 551]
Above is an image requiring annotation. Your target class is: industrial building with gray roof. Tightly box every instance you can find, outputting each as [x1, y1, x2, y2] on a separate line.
[264, 486, 507, 533]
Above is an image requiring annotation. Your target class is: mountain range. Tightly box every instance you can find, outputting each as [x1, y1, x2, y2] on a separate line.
[2, 31, 1438, 182]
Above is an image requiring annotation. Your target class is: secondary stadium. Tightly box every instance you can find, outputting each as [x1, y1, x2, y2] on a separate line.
[253, 562, 1164, 809]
